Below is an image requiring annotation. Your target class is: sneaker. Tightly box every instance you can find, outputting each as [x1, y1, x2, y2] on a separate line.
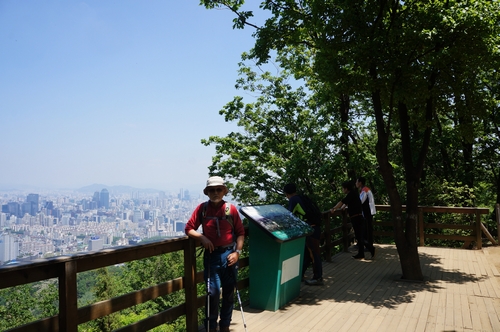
[352, 254, 364, 259]
[305, 278, 323, 286]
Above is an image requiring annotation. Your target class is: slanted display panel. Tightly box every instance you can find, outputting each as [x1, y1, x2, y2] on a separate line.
[240, 204, 312, 243]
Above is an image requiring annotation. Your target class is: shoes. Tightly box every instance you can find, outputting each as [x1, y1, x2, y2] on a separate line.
[209, 329, 217, 332]
[220, 326, 230, 332]
[352, 254, 364, 259]
[305, 278, 323, 286]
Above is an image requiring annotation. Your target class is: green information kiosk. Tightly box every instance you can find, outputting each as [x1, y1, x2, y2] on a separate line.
[240, 204, 312, 311]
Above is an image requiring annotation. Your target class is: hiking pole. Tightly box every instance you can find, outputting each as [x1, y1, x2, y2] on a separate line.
[206, 252, 211, 330]
[233, 264, 248, 332]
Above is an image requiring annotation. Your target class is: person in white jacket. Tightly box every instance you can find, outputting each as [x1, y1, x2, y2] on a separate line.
[356, 177, 376, 258]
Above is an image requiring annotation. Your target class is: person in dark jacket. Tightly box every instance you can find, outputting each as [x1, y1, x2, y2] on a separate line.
[331, 181, 375, 259]
[284, 183, 323, 285]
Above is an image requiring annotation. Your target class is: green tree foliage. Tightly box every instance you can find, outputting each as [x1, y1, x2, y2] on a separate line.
[92, 268, 121, 331]
[119, 252, 187, 330]
[0, 284, 36, 330]
[201, 0, 500, 280]
[35, 280, 59, 318]
[0, 280, 59, 331]
[77, 270, 98, 306]
[203, 59, 349, 208]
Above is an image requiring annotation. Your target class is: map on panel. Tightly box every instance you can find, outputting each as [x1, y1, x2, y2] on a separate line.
[240, 204, 313, 243]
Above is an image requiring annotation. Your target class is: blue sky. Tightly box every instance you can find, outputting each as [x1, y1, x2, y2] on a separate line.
[0, 1, 261, 193]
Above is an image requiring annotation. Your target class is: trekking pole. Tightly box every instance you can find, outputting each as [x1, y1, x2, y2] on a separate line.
[206, 252, 211, 330]
[233, 264, 248, 332]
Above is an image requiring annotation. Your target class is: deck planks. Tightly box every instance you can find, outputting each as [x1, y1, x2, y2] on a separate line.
[224, 245, 500, 332]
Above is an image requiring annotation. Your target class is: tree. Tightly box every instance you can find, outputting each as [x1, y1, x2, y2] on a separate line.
[0, 285, 36, 330]
[201, 0, 500, 280]
[91, 268, 121, 331]
[202, 58, 365, 208]
[120, 252, 187, 330]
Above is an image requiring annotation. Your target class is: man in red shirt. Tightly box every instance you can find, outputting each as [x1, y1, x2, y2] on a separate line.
[185, 176, 245, 332]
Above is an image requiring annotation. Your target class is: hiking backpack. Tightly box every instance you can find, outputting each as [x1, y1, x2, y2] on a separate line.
[199, 201, 234, 234]
[299, 194, 322, 226]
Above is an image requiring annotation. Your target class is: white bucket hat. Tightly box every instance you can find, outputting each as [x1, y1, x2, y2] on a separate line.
[203, 176, 228, 195]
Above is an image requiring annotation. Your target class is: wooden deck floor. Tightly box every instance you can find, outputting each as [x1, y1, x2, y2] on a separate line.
[227, 244, 500, 332]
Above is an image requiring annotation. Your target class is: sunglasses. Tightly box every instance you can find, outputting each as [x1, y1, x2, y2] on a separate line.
[207, 187, 224, 194]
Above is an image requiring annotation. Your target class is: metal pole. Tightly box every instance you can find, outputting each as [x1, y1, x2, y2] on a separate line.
[233, 264, 248, 332]
[206, 252, 211, 330]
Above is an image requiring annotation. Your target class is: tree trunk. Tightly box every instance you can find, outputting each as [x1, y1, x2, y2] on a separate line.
[496, 172, 500, 205]
[395, 100, 432, 281]
[371, 85, 424, 281]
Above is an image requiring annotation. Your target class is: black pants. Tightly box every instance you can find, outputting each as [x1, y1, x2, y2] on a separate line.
[302, 225, 322, 280]
[351, 215, 373, 256]
[364, 213, 374, 248]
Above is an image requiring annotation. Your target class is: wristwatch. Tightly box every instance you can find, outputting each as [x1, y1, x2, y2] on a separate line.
[235, 249, 242, 255]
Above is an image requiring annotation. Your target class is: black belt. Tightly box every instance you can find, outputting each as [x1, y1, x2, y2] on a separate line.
[214, 244, 234, 251]
[349, 214, 362, 218]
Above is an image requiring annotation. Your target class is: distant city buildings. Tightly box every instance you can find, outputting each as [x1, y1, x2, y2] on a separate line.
[0, 188, 206, 265]
[88, 236, 104, 251]
[100, 189, 110, 209]
[0, 233, 19, 263]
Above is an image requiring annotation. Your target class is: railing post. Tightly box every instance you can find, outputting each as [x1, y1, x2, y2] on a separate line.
[418, 207, 424, 246]
[342, 211, 350, 252]
[475, 212, 482, 250]
[323, 211, 332, 262]
[59, 260, 78, 332]
[184, 239, 198, 332]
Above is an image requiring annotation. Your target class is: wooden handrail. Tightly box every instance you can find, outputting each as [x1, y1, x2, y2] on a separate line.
[0, 205, 494, 331]
[373, 205, 490, 248]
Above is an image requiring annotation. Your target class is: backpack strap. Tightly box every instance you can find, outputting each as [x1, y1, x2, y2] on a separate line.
[224, 202, 234, 229]
[200, 201, 234, 237]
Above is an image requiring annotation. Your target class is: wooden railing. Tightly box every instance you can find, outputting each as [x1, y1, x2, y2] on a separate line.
[0, 236, 250, 332]
[0, 205, 494, 331]
[320, 205, 492, 257]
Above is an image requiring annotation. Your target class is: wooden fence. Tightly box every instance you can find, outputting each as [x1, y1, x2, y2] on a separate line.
[0, 205, 495, 331]
[321, 205, 492, 261]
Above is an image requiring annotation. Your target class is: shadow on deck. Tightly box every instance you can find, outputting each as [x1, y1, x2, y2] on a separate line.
[227, 244, 500, 332]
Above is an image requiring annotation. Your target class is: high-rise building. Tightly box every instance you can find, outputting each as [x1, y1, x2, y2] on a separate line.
[92, 191, 100, 207]
[7, 202, 21, 218]
[100, 189, 110, 209]
[21, 202, 32, 217]
[133, 210, 143, 223]
[0, 233, 19, 264]
[26, 194, 39, 216]
[88, 236, 103, 251]
[44, 201, 54, 216]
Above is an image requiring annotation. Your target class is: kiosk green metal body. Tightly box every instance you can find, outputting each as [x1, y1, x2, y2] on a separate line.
[240, 204, 313, 311]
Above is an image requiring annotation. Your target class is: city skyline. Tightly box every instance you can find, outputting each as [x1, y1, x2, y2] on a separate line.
[0, 1, 262, 191]
[0, 185, 205, 264]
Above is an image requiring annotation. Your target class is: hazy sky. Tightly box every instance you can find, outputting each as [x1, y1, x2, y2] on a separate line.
[0, 1, 260, 193]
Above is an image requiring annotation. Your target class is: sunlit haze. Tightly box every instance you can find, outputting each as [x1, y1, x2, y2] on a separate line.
[0, 1, 257, 193]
